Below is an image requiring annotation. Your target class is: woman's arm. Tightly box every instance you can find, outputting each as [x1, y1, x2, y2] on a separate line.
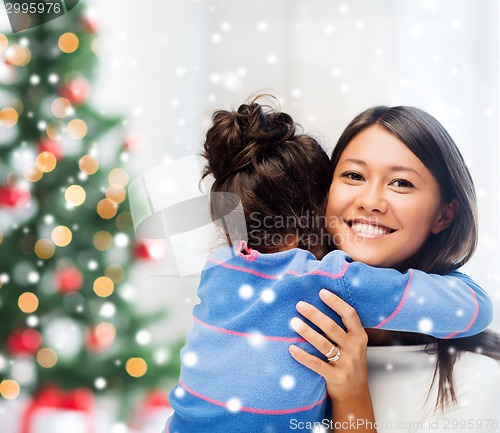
[289, 289, 377, 432]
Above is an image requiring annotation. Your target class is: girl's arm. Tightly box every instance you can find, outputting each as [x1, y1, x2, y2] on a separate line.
[290, 290, 377, 433]
[322, 253, 493, 338]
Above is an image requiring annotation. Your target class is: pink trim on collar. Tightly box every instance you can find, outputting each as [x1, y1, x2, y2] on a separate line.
[236, 240, 258, 262]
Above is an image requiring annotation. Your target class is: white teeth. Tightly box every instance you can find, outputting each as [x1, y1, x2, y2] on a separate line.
[351, 223, 390, 236]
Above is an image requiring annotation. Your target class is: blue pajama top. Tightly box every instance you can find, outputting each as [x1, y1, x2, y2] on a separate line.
[165, 243, 492, 433]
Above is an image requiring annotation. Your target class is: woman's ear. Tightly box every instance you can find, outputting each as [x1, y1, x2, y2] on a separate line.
[431, 199, 458, 234]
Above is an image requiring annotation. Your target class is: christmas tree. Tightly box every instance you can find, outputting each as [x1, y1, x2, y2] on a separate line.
[0, 0, 179, 421]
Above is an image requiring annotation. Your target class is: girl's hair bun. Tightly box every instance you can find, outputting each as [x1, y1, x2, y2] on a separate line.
[202, 97, 296, 181]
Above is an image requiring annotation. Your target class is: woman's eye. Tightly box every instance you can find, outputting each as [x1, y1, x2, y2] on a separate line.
[391, 179, 414, 188]
[342, 171, 364, 182]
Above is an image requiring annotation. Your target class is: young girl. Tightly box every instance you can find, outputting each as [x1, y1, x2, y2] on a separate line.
[164, 100, 493, 433]
[290, 105, 500, 432]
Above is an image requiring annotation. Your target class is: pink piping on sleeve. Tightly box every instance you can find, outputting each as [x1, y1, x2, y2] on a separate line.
[373, 270, 413, 329]
[443, 288, 479, 339]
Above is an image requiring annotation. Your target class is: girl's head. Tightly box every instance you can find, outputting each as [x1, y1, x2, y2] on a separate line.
[327, 106, 477, 273]
[202, 98, 332, 255]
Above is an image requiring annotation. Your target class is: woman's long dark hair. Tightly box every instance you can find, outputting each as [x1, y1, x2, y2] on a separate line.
[332, 105, 500, 410]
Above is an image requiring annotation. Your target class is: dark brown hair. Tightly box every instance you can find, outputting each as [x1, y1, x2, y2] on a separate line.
[332, 105, 500, 410]
[202, 97, 333, 255]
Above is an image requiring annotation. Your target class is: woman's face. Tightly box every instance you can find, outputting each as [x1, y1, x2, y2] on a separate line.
[326, 124, 449, 269]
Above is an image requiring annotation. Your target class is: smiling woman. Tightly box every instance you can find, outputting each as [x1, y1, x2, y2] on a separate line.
[292, 105, 500, 433]
[327, 124, 456, 271]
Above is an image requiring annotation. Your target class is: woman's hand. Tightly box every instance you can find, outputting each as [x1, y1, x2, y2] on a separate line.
[289, 289, 376, 432]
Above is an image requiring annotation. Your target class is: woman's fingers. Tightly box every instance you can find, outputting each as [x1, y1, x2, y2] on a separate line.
[296, 299, 346, 345]
[318, 289, 365, 336]
[289, 344, 332, 377]
[290, 317, 337, 358]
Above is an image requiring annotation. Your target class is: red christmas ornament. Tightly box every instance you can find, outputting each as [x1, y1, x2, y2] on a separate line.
[59, 77, 90, 106]
[0, 186, 31, 207]
[7, 329, 42, 355]
[134, 239, 165, 261]
[57, 267, 84, 293]
[85, 324, 115, 353]
[37, 137, 63, 160]
[123, 134, 143, 152]
[80, 14, 99, 33]
[144, 390, 171, 408]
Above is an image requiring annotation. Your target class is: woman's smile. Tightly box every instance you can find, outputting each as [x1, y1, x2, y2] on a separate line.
[345, 218, 396, 238]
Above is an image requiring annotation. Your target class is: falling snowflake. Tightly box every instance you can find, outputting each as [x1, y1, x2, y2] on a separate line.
[267, 54, 278, 64]
[226, 397, 242, 413]
[135, 330, 151, 345]
[257, 21, 268, 32]
[239, 284, 254, 300]
[174, 386, 186, 398]
[260, 288, 276, 304]
[280, 374, 296, 391]
[26, 315, 39, 327]
[455, 309, 464, 317]
[248, 331, 265, 348]
[95, 377, 107, 390]
[30, 74, 40, 85]
[183, 351, 198, 367]
[100, 302, 116, 318]
[418, 318, 433, 333]
[27, 271, 39, 284]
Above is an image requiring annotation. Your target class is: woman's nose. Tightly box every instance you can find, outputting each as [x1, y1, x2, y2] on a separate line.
[355, 185, 388, 213]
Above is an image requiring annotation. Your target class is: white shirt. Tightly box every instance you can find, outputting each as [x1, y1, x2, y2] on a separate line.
[367, 345, 500, 433]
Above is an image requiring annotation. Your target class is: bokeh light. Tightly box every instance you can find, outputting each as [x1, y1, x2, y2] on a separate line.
[0, 107, 19, 127]
[97, 198, 118, 219]
[115, 212, 133, 231]
[5, 44, 31, 66]
[93, 276, 114, 297]
[0, 34, 8, 53]
[93, 231, 113, 251]
[18, 292, 39, 314]
[94, 322, 116, 347]
[65, 185, 86, 206]
[23, 163, 43, 182]
[79, 155, 99, 175]
[51, 97, 72, 118]
[37, 348, 58, 368]
[46, 121, 64, 140]
[105, 265, 125, 283]
[34, 239, 55, 259]
[51, 226, 72, 247]
[58, 33, 79, 53]
[106, 185, 126, 203]
[36, 151, 57, 173]
[126, 357, 148, 378]
[0, 380, 20, 399]
[67, 119, 87, 139]
[108, 168, 129, 187]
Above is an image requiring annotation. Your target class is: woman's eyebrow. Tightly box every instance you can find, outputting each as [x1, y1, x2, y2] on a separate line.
[339, 158, 422, 179]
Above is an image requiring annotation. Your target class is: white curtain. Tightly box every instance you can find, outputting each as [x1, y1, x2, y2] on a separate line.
[89, 0, 500, 335]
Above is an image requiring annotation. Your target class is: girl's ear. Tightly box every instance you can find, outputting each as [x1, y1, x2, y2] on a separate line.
[431, 199, 458, 234]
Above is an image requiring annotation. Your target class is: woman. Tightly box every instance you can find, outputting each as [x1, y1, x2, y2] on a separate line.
[290, 106, 500, 432]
